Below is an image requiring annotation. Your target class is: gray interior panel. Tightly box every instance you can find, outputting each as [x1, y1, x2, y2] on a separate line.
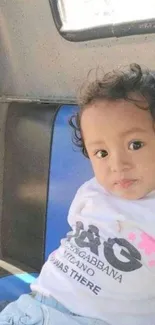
[1, 1, 155, 101]
[0, 103, 8, 256]
[1, 102, 59, 275]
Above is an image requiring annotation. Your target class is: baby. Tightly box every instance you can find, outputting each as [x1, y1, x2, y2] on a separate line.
[1, 63, 155, 325]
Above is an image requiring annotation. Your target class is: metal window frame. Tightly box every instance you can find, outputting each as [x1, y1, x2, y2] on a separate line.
[49, 0, 155, 42]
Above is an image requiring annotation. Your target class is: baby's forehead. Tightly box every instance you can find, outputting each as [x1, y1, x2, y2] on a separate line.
[81, 98, 150, 122]
[81, 99, 153, 141]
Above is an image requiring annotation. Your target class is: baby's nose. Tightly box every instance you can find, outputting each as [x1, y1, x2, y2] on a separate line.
[109, 152, 132, 172]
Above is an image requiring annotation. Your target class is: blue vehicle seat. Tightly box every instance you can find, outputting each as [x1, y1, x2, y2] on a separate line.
[45, 105, 93, 258]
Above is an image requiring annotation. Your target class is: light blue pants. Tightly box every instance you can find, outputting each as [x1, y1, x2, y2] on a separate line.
[1, 293, 155, 325]
[0, 293, 108, 325]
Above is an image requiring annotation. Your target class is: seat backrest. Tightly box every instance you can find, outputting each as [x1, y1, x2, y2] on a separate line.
[0, 104, 93, 301]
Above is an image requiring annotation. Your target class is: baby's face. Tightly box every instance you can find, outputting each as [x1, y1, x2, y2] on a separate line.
[81, 98, 155, 200]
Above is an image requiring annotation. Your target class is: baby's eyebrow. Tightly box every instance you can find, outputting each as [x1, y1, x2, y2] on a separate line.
[86, 141, 105, 147]
[121, 127, 148, 136]
[85, 128, 147, 147]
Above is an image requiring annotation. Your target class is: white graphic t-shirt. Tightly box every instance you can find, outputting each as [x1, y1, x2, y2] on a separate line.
[31, 178, 155, 324]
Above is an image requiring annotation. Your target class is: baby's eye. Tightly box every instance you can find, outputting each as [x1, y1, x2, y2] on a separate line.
[95, 150, 108, 158]
[128, 141, 144, 151]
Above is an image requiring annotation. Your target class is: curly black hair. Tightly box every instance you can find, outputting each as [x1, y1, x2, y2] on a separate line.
[69, 63, 155, 158]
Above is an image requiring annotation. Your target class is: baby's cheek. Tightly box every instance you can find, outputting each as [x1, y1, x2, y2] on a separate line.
[100, 178, 111, 192]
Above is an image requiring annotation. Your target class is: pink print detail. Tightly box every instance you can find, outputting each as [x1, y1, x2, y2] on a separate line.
[138, 232, 155, 255]
[128, 232, 136, 241]
[148, 260, 155, 267]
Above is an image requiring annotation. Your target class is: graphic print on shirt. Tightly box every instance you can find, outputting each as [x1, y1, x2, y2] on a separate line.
[50, 220, 155, 296]
[128, 231, 155, 266]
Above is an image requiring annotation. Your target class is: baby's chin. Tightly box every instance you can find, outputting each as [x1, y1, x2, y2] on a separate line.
[109, 188, 151, 201]
[113, 191, 144, 200]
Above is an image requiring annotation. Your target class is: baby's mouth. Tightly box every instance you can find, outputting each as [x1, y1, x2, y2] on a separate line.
[114, 179, 137, 189]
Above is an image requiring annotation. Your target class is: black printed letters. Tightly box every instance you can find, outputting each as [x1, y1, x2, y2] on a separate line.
[68, 221, 142, 272]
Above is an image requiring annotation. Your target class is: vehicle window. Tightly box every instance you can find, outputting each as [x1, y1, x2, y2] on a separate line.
[50, 0, 155, 41]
